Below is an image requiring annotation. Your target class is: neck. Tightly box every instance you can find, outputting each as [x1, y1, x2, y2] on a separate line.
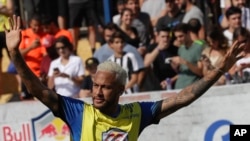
[190, 33, 199, 41]
[185, 40, 193, 47]
[228, 26, 235, 33]
[168, 9, 178, 17]
[61, 55, 70, 61]
[114, 52, 123, 58]
[185, 2, 193, 12]
[120, 23, 130, 31]
[100, 104, 120, 117]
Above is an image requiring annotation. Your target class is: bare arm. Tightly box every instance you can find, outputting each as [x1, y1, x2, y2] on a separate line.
[155, 41, 246, 120]
[144, 47, 160, 67]
[183, 60, 203, 76]
[19, 39, 40, 56]
[198, 26, 205, 40]
[5, 15, 60, 115]
[125, 73, 138, 90]
[47, 76, 55, 90]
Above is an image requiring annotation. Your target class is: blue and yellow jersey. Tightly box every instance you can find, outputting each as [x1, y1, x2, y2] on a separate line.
[57, 96, 161, 141]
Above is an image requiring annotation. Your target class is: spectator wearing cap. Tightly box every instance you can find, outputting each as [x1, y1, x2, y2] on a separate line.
[79, 57, 99, 98]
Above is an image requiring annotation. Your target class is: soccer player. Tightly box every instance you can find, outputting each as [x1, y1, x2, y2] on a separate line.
[5, 15, 246, 141]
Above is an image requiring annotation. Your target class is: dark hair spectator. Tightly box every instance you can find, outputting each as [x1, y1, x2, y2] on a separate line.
[41, 15, 59, 27]
[156, 27, 171, 34]
[188, 18, 201, 34]
[103, 23, 119, 31]
[173, 23, 190, 34]
[108, 31, 124, 43]
[225, 6, 242, 19]
[233, 27, 250, 41]
[29, 13, 42, 23]
[207, 26, 228, 48]
[54, 36, 74, 51]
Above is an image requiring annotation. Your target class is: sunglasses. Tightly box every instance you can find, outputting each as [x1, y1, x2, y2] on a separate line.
[55, 46, 67, 51]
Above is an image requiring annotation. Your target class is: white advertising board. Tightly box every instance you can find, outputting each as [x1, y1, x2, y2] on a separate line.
[0, 83, 250, 141]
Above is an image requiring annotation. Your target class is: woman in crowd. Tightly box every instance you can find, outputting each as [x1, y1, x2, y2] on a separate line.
[230, 27, 250, 83]
[118, 8, 141, 48]
[47, 36, 85, 98]
[201, 26, 229, 85]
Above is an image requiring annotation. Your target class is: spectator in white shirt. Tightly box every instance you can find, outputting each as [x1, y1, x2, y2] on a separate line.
[223, 6, 242, 46]
[48, 36, 85, 98]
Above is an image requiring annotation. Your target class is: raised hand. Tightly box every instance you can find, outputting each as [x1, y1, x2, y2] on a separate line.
[219, 41, 246, 72]
[4, 15, 21, 52]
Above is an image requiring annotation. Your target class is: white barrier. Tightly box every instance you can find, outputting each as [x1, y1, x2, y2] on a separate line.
[0, 83, 250, 141]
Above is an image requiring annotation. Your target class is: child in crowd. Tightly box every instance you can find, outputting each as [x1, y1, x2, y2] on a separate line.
[107, 31, 140, 94]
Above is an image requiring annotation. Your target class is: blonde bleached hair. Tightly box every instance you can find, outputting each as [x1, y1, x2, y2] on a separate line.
[97, 61, 127, 85]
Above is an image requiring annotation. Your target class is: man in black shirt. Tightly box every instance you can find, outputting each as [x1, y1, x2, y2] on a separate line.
[144, 27, 178, 90]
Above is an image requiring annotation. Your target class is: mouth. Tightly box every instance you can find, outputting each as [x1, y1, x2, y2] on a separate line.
[93, 97, 105, 104]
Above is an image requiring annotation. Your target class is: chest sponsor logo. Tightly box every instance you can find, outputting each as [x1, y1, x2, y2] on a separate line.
[102, 128, 128, 141]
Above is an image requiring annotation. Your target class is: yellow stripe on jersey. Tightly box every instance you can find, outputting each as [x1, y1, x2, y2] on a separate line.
[81, 103, 142, 141]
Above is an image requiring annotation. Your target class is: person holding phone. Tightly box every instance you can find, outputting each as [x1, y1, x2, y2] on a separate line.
[18, 13, 47, 100]
[47, 36, 85, 98]
[200, 26, 229, 86]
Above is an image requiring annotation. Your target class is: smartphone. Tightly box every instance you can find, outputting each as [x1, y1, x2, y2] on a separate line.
[165, 58, 172, 64]
[53, 68, 60, 72]
[200, 54, 208, 60]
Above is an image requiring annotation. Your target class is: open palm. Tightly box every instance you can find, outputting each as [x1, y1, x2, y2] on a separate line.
[4, 15, 22, 51]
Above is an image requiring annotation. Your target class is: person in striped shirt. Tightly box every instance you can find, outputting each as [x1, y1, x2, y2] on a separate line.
[107, 31, 140, 94]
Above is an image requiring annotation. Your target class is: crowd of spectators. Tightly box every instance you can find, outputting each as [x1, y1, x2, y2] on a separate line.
[1, 0, 250, 101]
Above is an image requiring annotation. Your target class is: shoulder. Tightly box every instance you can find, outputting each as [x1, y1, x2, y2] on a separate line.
[22, 28, 33, 36]
[95, 44, 109, 53]
[191, 5, 203, 14]
[121, 102, 141, 111]
[124, 44, 137, 52]
[125, 52, 136, 58]
[51, 58, 60, 65]
[139, 12, 150, 18]
[70, 55, 82, 61]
